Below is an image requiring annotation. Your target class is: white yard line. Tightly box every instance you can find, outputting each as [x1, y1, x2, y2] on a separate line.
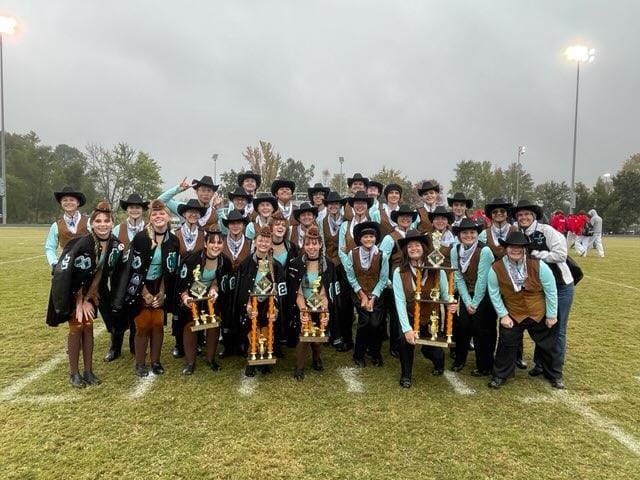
[443, 371, 476, 395]
[238, 371, 258, 396]
[0, 325, 106, 402]
[128, 374, 158, 400]
[519, 393, 618, 405]
[0, 254, 45, 265]
[583, 275, 640, 292]
[10, 394, 80, 404]
[338, 366, 365, 393]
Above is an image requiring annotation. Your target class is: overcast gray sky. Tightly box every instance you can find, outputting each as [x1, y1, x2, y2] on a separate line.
[3, 0, 638, 191]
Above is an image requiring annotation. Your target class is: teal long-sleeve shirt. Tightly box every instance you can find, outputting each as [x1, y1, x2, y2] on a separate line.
[393, 268, 451, 334]
[487, 259, 558, 319]
[344, 249, 389, 299]
[44, 220, 92, 266]
[450, 245, 495, 308]
[337, 212, 382, 266]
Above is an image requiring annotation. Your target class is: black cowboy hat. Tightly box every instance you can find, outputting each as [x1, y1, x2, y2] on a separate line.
[222, 209, 250, 227]
[227, 187, 253, 202]
[354, 221, 381, 246]
[417, 180, 440, 195]
[368, 180, 384, 193]
[427, 205, 455, 223]
[347, 191, 374, 208]
[390, 204, 418, 223]
[447, 192, 473, 209]
[307, 183, 330, 200]
[237, 170, 262, 189]
[452, 217, 484, 235]
[54, 186, 86, 207]
[252, 193, 279, 211]
[120, 192, 149, 211]
[484, 197, 513, 217]
[510, 199, 543, 220]
[323, 191, 347, 206]
[192, 175, 219, 191]
[383, 183, 403, 198]
[177, 199, 208, 217]
[293, 202, 318, 222]
[270, 179, 296, 196]
[397, 229, 429, 250]
[347, 173, 369, 188]
[498, 231, 531, 247]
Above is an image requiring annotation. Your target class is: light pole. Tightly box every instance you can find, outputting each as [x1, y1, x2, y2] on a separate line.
[212, 153, 218, 184]
[0, 15, 17, 224]
[516, 145, 526, 202]
[565, 44, 595, 213]
[338, 156, 344, 195]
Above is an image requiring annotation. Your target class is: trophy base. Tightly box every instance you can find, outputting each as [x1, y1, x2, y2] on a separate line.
[247, 357, 277, 366]
[191, 321, 220, 332]
[298, 335, 329, 343]
[415, 337, 456, 348]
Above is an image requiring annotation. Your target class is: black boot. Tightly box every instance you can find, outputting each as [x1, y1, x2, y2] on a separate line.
[104, 331, 124, 362]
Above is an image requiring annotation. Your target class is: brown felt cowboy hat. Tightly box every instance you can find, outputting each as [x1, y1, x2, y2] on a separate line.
[237, 171, 262, 189]
[347, 173, 369, 188]
[396, 229, 429, 250]
[347, 191, 374, 209]
[54, 186, 86, 207]
[452, 217, 484, 235]
[390, 204, 418, 223]
[120, 193, 149, 211]
[192, 175, 219, 191]
[447, 192, 473, 209]
[484, 197, 513, 217]
[354, 221, 381, 246]
[427, 206, 454, 223]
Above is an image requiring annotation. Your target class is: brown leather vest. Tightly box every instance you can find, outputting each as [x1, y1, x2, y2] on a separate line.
[389, 230, 406, 272]
[351, 247, 381, 296]
[322, 217, 340, 265]
[457, 244, 482, 293]
[200, 207, 218, 230]
[493, 258, 545, 322]
[117, 222, 130, 247]
[343, 203, 354, 221]
[289, 224, 306, 249]
[416, 206, 432, 233]
[484, 225, 516, 259]
[400, 267, 439, 324]
[223, 235, 251, 272]
[175, 227, 205, 258]
[56, 215, 89, 248]
[378, 205, 394, 236]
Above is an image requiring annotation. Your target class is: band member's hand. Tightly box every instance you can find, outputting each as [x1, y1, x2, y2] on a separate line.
[179, 177, 190, 190]
[466, 305, 476, 315]
[545, 317, 558, 328]
[366, 297, 375, 312]
[447, 303, 457, 314]
[212, 192, 223, 209]
[500, 315, 514, 328]
[208, 288, 218, 301]
[246, 304, 252, 315]
[404, 330, 416, 345]
[81, 300, 95, 322]
[151, 293, 165, 309]
[182, 295, 194, 307]
[358, 290, 368, 308]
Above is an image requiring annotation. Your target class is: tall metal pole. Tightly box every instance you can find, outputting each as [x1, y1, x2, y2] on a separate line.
[0, 34, 6, 224]
[570, 62, 580, 214]
[338, 156, 344, 195]
[212, 153, 218, 184]
[516, 148, 521, 203]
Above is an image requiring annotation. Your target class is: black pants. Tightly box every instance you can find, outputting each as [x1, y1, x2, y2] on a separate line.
[453, 294, 496, 372]
[337, 265, 355, 344]
[383, 287, 400, 353]
[399, 335, 444, 379]
[353, 296, 385, 360]
[493, 318, 561, 381]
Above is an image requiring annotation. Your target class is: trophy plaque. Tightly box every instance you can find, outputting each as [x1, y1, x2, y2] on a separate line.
[247, 262, 277, 366]
[299, 277, 329, 343]
[188, 265, 220, 332]
[412, 265, 457, 348]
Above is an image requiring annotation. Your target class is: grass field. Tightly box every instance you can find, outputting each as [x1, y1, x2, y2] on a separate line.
[1, 228, 639, 479]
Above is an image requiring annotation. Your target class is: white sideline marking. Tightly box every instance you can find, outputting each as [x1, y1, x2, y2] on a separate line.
[11, 394, 79, 404]
[583, 275, 640, 292]
[635, 376, 640, 383]
[0, 254, 45, 265]
[520, 393, 618, 405]
[521, 389, 640, 456]
[443, 371, 476, 395]
[238, 371, 257, 396]
[128, 374, 158, 400]
[0, 325, 106, 402]
[338, 367, 364, 393]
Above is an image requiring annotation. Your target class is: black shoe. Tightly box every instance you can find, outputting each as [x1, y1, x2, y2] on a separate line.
[353, 357, 366, 368]
[244, 366, 256, 377]
[69, 373, 86, 388]
[172, 346, 185, 359]
[151, 362, 165, 375]
[337, 342, 354, 353]
[83, 371, 101, 385]
[488, 377, 507, 389]
[550, 378, 565, 390]
[529, 365, 544, 377]
[432, 368, 444, 376]
[389, 349, 400, 359]
[293, 368, 305, 381]
[182, 363, 195, 375]
[515, 358, 528, 370]
[312, 358, 324, 372]
[207, 360, 222, 371]
[103, 349, 121, 363]
[135, 364, 149, 377]
[274, 348, 285, 359]
[371, 357, 383, 367]
[451, 364, 464, 373]
[471, 369, 491, 377]
[399, 377, 412, 388]
[332, 338, 344, 349]
[260, 365, 272, 374]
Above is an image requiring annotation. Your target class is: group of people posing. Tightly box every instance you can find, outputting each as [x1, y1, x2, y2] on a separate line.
[45, 170, 576, 390]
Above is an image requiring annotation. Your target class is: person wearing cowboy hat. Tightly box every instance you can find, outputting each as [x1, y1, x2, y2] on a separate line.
[236, 171, 261, 216]
[392, 230, 457, 388]
[343, 173, 369, 221]
[447, 192, 473, 227]
[158, 175, 224, 230]
[45, 186, 90, 268]
[423, 206, 456, 268]
[478, 197, 517, 260]
[103, 192, 150, 363]
[219, 187, 253, 226]
[367, 180, 384, 209]
[47, 201, 122, 388]
[449, 218, 496, 376]
[379, 204, 419, 357]
[271, 179, 297, 225]
[378, 183, 403, 236]
[416, 180, 441, 233]
[290, 202, 320, 249]
[308, 183, 330, 224]
[344, 221, 389, 367]
[287, 225, 338, 381]
[511, 199, 574, 380]
[487, 231, 563, 389]
[246, 193, 279, 240]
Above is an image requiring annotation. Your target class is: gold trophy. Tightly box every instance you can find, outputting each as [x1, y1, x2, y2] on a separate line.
[414, 265, 457, 348]
[427, 230, 445, 267]
[188, 265, 220, 332]
[247, 259, 277, 365]
[299, 277, 329, 343]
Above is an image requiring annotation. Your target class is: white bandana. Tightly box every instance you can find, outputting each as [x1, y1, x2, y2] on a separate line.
[64, 212, 81, 233]
[328, 213, 344, 236]
[279, 201, 293, 219]
[127, 219, 145, 238]
[393, 227, 408, 238]
[423, 203, 436, 213]
[503, 256, 528, 292]
[296, 225, 306, 248]
[458, 241, 478, 273]
[358, 245, 379, 270]
[491, 223, 511, 243]
[439, 230, 455, 247]
[226, 234, 245, 260]
[198, 205, 214, 227]
[181, 223, 199, 252]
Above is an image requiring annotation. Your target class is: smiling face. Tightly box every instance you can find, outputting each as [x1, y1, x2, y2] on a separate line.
[255, 234, 272, 255]
[459, 229, 478, 246]
[257, 201, 274, 217]
[196, 186, 214, 205]
[360, 233, 376, 248]
[491, 207, 508, 224]
[327, 202, 341, 215]
[242, 178, 257, 194]
[452, 201, 467, 218]
[304, 237, 321, 258]
[422, 190, 437, 205]
[386, 190, 401, 205]
[353, 200, 368, 216]
[406, 240, 424, 260]
[516, 210, 535, 229]
[432, 215, 448, 231]
[312, 192, 325, 207]
[150, 209, 170, 230]
[298, 211, 315, 227]
[126, 205, 144, 221]
[506, 245, 525, 262]
[276, 187, 292, 203]
[228, 221, 244, 236]
[350, 180, 365, 193]
[397, 214, 413, 229]
[92, 213, 114, 239]
[206, 234, 224, 257]
[233, 197, 248, 210]
[60, 195, 80, 215]
[184, 209, 201, 225]
[271, 220, 288, 238]
[367, 185, 380, 199]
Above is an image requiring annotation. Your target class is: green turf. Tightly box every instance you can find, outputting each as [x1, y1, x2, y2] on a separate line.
[0, 228, 639, 479]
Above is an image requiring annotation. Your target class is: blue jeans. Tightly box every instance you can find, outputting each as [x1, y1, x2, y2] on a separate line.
[534, 282, 574, 373]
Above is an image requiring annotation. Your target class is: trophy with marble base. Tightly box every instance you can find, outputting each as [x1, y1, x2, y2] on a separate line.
[299, 278, 329, 343]
[188, 265, 220, 332]
[247, 264, 278, 366]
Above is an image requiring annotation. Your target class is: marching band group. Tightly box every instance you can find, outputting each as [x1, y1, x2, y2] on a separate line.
[45, 171, 575, 390]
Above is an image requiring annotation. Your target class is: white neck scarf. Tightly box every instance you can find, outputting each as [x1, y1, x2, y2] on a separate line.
[423, 203, 436, 213]
[328, 213, 343, 236]
[503, 255, 528, 292]
[127, 219, 145, 238]
[64, 211, 81, 233]
[198, 204, 213, 227]
[279, 201, 292, 218]
[227, 234, 245, 260]
[440, 229, 454, 247]
[181, 223, 199, 252]
[393, 227, 408, 238]
[296, 225, 306, 248]
[523, 220, 539, 237]
[459, 241, 478, 273]
[358, 245, 379, 270]
[491, 222, 510, 243]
